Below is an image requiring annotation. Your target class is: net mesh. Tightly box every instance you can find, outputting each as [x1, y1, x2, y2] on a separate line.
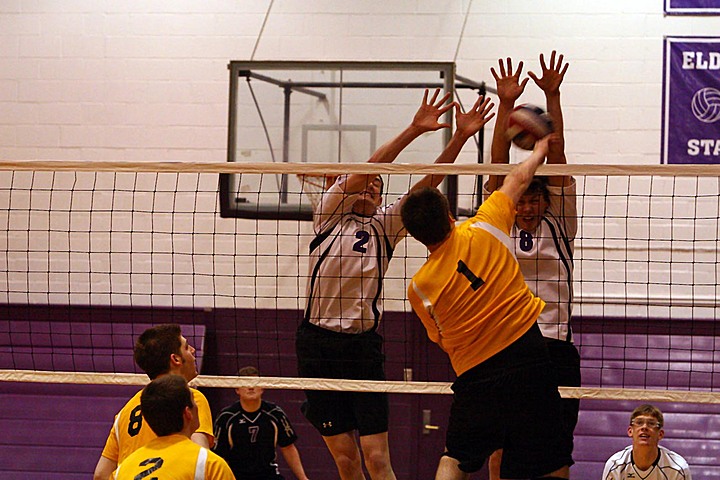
[2, 161, 720, 403]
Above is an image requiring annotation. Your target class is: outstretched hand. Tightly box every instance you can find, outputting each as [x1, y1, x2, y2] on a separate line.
[455, 96, 495, 139]
[490, 58, 529, 105]
[411, 88, 454, 132]
[528, 50, 568, 95]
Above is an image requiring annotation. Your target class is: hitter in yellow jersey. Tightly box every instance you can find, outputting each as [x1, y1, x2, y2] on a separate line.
[402, 136, 571, 480]
[112, 375, 234, 480]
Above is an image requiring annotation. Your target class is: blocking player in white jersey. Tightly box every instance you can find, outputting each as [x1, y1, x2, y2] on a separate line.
[602, 404, 692, 480]
[296, 88, 495, 480]
[484, 51, 578, 480]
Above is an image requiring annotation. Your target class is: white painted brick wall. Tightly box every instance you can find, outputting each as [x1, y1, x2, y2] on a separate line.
[1, 2, 719, 313]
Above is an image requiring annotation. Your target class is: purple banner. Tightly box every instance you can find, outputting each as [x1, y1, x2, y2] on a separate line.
[665, 0, 720, 14]
[662, 37, 720, 164]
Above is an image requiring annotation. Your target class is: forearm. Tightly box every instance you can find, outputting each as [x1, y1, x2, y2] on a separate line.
[281, 445, 309, 480]
[499, 147, 547, 205]
[369, 124, 425, 165]
[488, 101, 514, 191]
[545, 90, 571, 187]
[411, 130, 469, 192]
[345, 124, 424, 193]
[491, 101, 514, 165]
[545, 91, 565, 163]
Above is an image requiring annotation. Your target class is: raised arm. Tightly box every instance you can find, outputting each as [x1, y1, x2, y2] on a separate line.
[342, 88, 453, 194]
[498, 134, 552, 206]
[487, 57, 529, 192]
[410, 95, 495, 192]
[528, 50, 570, 186]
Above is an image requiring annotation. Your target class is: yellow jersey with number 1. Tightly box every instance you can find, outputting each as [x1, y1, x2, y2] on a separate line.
[408, 191, 544, 376]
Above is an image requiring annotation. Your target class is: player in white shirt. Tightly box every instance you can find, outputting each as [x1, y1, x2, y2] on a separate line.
[484, 51, 578, 480]
[296, 88, 495, 480]
[602, 404, 692, 480]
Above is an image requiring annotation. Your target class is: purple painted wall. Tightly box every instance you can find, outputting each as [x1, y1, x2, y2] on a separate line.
[1, 305, 719, 478]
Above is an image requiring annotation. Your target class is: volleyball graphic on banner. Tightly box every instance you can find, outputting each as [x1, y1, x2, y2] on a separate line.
[691, 87, 720, 123]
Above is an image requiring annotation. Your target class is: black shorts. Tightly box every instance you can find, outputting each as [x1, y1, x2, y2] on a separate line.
[296, 323, 388, 437]
[445, 323, 573, 478]
[545, 337, 581, 461]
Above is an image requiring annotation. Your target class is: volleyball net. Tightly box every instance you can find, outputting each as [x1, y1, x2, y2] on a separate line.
[2, 160, 720, 404]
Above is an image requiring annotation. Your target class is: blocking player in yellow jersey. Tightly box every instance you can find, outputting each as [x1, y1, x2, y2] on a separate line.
[401, 135, 571, 480]
[94, 324, 215, 480]
[112, 375, 234, 480]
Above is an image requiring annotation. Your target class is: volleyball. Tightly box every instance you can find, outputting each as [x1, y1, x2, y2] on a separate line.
[506, 104, 554, 150]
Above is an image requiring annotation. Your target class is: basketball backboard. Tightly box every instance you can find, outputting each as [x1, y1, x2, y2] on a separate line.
[220, 61, 488, 220]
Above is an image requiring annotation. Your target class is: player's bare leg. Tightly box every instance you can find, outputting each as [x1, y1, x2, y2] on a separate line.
[434, 453, 469, 480]
[359, 431, 396, 480]
[323, 431, 366, 480]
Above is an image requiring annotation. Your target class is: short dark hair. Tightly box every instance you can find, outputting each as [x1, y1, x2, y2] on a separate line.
[523, 176, 550, 202]
[238, 366, 259, 376]
[141, 374, 193, 436]
[401, 187, 452, 246]
[630, 404, 664, 428]
[134, 324, 182, 380]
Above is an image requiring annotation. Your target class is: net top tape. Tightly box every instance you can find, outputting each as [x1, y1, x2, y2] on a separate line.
[3, 161, 720, 177]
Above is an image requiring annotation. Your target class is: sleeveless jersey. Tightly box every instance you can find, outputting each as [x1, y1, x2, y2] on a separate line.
[101, 387, 214, 463]
[408, 191, 544, 376]
[602, 445, 692, 480]
[213, 400, 298, 479]
[305, 176, 406, 333]
[113, 434, 234, 480]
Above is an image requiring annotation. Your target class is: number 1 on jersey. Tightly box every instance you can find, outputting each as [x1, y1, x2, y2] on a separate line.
[457, 260, 485, 290]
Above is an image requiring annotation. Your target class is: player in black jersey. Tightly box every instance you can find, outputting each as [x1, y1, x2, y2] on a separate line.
[213, 366, 310, 480]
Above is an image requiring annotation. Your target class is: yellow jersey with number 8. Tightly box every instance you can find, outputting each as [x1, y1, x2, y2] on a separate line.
[101, 387, 214, 464]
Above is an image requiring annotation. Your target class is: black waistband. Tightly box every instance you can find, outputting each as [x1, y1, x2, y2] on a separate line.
[298, 321, 380, 338]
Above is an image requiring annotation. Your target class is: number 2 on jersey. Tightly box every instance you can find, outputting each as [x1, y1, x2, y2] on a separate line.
[353, 230, 370, 253]
[134, 457, 163, 480]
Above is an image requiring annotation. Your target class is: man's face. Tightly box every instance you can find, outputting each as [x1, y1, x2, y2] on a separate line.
[515, 192, 549, 233]
[627, 415, 664, 449]
[352, 176, 383, 214]
[177, 335, 198, 381]
[235, 383, 264, 403]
